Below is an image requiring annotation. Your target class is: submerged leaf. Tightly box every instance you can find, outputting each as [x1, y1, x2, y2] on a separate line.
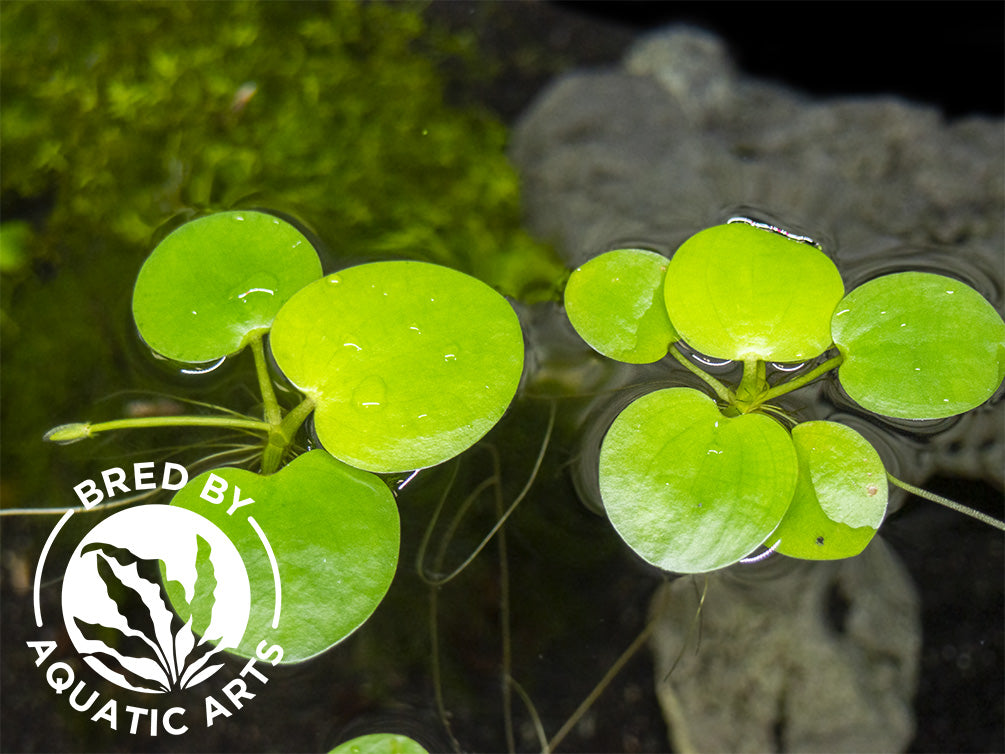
[599, 387, 798, 573]
[831, 271, 1005, 419]
[329, 733, 429, 754]
[564, 248, 678, 363]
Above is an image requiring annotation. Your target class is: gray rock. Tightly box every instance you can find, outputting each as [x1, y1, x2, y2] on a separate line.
[649, 540, 920, 753]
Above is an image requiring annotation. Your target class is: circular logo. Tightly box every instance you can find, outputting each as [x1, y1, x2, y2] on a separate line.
[61, 505, 250, 693]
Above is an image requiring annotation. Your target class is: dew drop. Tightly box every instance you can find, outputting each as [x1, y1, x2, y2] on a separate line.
[353, 375, 387, 410]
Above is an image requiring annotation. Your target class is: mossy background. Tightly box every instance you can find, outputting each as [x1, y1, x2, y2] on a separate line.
[1, 2, 1002, 753]
[1, 0, 566, 508]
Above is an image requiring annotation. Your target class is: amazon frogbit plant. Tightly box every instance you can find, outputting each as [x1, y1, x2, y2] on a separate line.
[45, 210, 525, 660]
[564, 219, 1005, 573]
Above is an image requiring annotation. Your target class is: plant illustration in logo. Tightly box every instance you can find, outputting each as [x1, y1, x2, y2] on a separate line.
[62, 505, 250, 692]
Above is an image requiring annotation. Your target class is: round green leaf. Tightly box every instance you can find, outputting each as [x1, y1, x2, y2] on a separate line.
[831, 271, 1005, 419]
[270, 261, 524, 473]
[564, 248, 678, 363]
[133, 211, 323, 362]
[599, 387, 798, 573]
[664, 223, 844, 362]
[168, 450, 399, 662]
[329, 734, 429, 754]
[772, 421, 887, 560]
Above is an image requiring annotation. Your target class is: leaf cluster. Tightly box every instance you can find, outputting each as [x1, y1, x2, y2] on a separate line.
[49, 209, 525, 661]
[565, 221, 1005, 572]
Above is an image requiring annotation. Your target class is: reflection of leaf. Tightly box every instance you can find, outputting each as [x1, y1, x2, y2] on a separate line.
[73, 618, 169, 692]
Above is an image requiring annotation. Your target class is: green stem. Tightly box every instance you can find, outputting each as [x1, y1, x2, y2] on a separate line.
[249, 333, 282, 426]
[736, 358, 765, 404]
[668, 345, 735, 404]
[260, 396, 315, 474]
[748, 353, 844, 409]
[47, 414, 270, 443]
[888, 473, 1005, 531]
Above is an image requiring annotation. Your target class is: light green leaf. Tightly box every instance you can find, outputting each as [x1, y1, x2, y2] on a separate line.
[328, 734, 429, 754]
[772, 421, 887, 560]
[831, 271, 1005, 419]
[663, 223, 844, 362]
[169, 451, 399, 662]
[270, 261, 524, 473]
[132, 211, 322, 363]
[599, 387, 798, 573]
[564, 248, 678, 363]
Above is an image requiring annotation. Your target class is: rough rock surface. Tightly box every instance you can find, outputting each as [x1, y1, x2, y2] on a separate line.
[649, 540, 920, 753]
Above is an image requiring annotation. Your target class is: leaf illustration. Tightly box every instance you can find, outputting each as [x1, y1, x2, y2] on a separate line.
[86, 545, 183, 686]
[73, 614, 162, 667]
[182, 534, 218, 639]
[183, 661, 225, 690]
[174, 616, 196, 675]
[86, 545, 161, 647]
[73, 617, 170, 692]
[178, 637, 227, 690]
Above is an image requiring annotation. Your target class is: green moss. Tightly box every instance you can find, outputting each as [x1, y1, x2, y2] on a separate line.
[0, 0, 561, 299]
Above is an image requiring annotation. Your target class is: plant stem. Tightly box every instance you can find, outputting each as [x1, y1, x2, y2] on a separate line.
[260, 396, 315, 474]
[668, 345, 735, 404]
[71, 414, 270, 438]
[748, 353, 844, 409]
[545, 618, 657, 753]
[888, 473, 1005, 531]
[249, 333, 282, 426]
[736, 358, 765, 404]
